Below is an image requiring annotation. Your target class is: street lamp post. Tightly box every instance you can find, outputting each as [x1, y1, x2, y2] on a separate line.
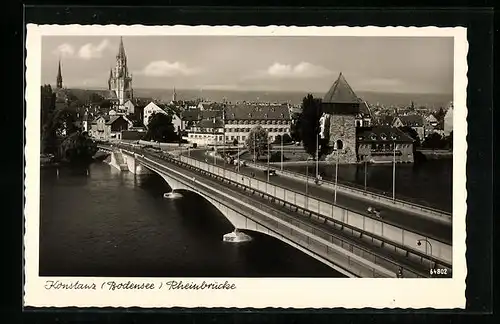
[281, 133, 283, 171]
[253, 132, 256, 164]
[237, 139, 240, 173]
[316, 133, 319, 179]
[222, 110, 226, 177]
[305, 161, 309, 196]
[334, 148, 339, 204]
[364, 158, 367, 191]
[214, 136, 217, 167]
[267, 138, 270, 183]
[417, 238, 434, 270]
[392, 141, 396, 202]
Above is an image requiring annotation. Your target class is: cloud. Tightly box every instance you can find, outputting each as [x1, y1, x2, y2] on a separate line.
[52, 43, 75, 57]
[254, 62, 333, 79]
[78, 39, 110, 60]
[139, 61, 201, 77]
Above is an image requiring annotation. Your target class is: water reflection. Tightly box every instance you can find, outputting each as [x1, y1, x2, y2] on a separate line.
[287, 159, 452, 211]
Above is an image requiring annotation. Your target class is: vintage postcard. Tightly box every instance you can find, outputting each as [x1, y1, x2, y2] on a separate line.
[24, 24, 467, 308]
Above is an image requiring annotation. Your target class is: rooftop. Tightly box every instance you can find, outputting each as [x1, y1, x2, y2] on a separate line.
[323, 72, 360, 104]
[196, 118, 224, 129]
[224, 103, 290, 120]
[395, 115, 425, 127]
[357, 126, 415, 143]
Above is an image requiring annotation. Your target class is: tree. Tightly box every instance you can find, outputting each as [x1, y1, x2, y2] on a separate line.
[299, 94, 322, 157]
[398, 126, 421, 148]
[444, 131, 453, 149]
[59, 131, 97, 163]
[132, 119, 144, 128]
[40, 85, 57, 154]
[290, 112, 302, 142]
[282, 133, 293, 144]
[245, 126, 269, 162]
[422, 133, 445, 149]
[144, 113, 176, 142]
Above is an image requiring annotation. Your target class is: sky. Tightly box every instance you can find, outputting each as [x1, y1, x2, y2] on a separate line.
[41, 36, 454, 94]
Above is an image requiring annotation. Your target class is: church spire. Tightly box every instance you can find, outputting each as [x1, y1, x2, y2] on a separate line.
[117, 36, 126, 60]
[56, 59, 63, 89]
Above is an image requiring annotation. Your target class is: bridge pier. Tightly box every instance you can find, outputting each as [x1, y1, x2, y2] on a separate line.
[223, 228, 252, 243]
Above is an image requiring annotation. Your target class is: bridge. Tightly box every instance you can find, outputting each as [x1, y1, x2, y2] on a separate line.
[98, 143, 453, 279]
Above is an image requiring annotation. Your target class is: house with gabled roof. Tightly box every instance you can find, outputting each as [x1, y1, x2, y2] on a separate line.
[392, 115, 427, 141]
[356, 126, 415, 163]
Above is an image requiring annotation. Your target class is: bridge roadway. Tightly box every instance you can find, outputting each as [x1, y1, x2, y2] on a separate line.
[184, 149, 451, 245]
[104, 145, 450, 277]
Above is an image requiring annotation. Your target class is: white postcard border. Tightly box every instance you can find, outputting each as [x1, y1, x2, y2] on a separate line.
[24, 24, 468, 309]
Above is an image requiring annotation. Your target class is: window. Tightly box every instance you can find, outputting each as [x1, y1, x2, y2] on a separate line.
[336, 139, 344, 150]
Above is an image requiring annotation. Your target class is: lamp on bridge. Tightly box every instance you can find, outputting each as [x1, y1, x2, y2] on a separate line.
[416, 238, 434, 271]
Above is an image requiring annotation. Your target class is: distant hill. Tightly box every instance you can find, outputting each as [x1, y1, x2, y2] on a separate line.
[66, 87, 452, 109]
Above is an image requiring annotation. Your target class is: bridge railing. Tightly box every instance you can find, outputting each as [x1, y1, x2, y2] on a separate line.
[178, 155, 452, 264]
[244, 160, 452, 224]
[137, 152, 427, 279]
[107, 143, 452, 268]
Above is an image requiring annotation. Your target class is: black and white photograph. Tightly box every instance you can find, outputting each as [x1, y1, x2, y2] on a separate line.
[25, 25, 467, 308]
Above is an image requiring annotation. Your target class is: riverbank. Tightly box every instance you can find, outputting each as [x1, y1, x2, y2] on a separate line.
[417, 149, 453, 159]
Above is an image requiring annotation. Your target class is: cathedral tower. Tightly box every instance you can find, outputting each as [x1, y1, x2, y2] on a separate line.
[108, 36, 133, 106]
[56, 59, 63, 89]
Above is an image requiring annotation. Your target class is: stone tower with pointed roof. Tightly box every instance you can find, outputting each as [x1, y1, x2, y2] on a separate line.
[108, 36, 133, 106]
[56, 59, 63, 89]
[322, 72, 360, 164]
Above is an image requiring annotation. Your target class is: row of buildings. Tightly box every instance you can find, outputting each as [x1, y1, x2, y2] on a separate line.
[52, 36, 453, 164]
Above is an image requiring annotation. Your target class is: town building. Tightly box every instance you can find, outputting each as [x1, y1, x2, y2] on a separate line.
[122, 99, 135, 115]
[355, 99, 373, 127]
[443, 102, 453, 136]
[356, 126, 415, 164]
[392, 115, 427, 142]
[426, 114, 439, 127]
[375, 115, 395, 127]
[180, 109, 222, 131]
[222, 103, 291, 144]
[186, 118, 225, 146]
[142, 102, 182, 132]
[107, 37, 134, 111]
[89, 115, 132, 141]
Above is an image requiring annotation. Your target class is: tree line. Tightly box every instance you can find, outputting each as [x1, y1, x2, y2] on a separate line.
[40, 85, 97, 162]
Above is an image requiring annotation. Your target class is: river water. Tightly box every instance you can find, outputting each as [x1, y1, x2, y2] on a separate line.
[285, 159, 453, 212]
[39, 162, 344, 277]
